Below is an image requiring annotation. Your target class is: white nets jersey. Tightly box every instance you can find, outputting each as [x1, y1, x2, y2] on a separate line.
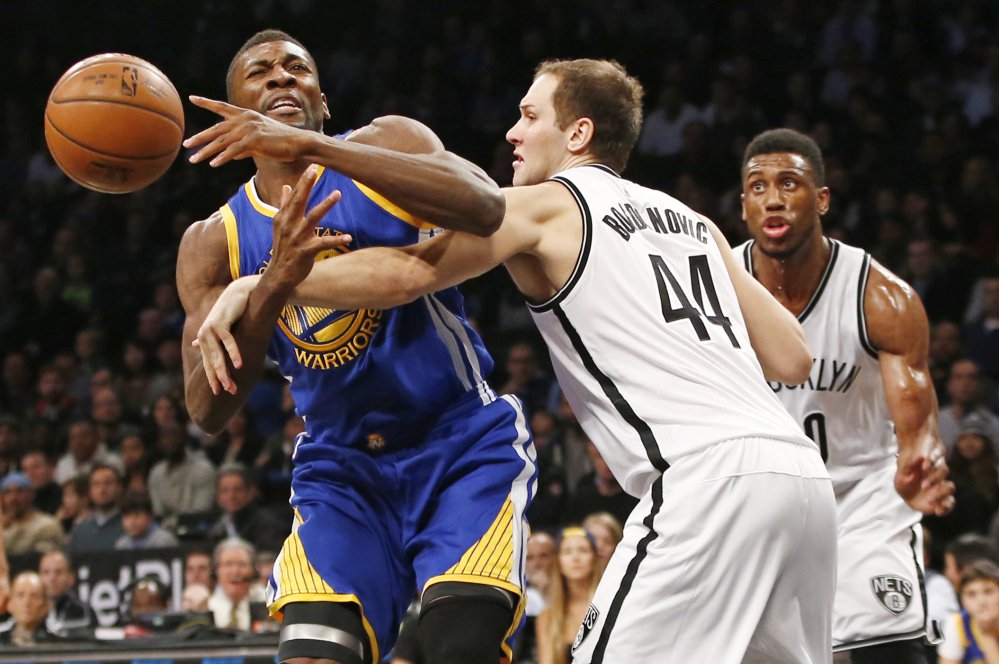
[738, 239, 929, 649]
[736, 239, 895, 487]
[529, 165, 815, 498]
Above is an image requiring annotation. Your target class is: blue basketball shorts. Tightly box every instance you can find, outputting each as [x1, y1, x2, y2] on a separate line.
[266, 393, 537, 662]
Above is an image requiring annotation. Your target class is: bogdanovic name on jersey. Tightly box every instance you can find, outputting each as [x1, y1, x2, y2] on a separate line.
[600, 202, 709, 244]
[769, 358, 863, 394]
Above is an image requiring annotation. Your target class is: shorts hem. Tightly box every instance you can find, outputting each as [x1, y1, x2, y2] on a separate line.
[422, 574, 523, 597]
[832, 628, 927, 652]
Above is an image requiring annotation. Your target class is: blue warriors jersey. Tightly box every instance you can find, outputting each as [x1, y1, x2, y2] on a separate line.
[957, 610, 990, 663]
[220, 156, 496, 453]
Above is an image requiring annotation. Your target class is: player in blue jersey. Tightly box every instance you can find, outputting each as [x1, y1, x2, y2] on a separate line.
[177, 30, 536, 664]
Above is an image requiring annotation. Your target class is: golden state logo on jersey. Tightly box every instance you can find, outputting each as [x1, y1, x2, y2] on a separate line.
[265, 238, 383, 371]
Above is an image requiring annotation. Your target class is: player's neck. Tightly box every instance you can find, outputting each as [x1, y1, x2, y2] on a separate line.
[253, 159, 314, 207]
[752, 235, 832, 316]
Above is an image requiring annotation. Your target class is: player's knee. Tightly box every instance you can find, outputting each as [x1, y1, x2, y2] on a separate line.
[419, 582, 515, 664]
[278, 602, 368, 664]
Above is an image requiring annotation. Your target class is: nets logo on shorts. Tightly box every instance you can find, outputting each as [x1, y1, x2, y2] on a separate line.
[572, 604, 600, 654]
[870, 574, 913, 615]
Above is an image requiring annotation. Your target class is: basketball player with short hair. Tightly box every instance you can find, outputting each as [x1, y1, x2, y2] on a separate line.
[198, 58, 840, 663]
[737, 128, 956, 663]
[178, 29, 536, 664]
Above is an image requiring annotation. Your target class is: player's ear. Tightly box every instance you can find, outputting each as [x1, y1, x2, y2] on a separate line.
[321, 93, 331, 120]
[817, 186, 831, 216]
[567, 117, 594, 154]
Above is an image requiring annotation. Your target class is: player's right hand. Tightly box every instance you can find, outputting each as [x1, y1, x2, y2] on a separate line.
[895, 445, 956, 516]
[265, 164, 350, 289]
[195, 165, 350, 396]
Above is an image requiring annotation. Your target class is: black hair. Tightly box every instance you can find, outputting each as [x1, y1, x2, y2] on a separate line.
[946, 533, 998, 569]
[743, 128, 826, 186]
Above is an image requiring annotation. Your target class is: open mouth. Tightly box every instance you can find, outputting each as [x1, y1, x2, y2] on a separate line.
[267, 96, 303, 116]
[763, 218, 790, 239]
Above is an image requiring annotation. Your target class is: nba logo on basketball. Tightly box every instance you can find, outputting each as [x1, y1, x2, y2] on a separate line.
[120, 67, 138, 96]
[870, 575, 913, 615]
[572, 604, 600, 653]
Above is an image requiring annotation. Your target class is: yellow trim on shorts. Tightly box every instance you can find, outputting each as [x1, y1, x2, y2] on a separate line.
[443, 496, 516, 580]
[220, 204, 240, 280]
[352, 180, 434, 229]
[270, 509, 380, 663]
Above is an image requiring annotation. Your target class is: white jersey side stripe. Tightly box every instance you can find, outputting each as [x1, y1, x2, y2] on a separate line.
[552, 304, 669, 472]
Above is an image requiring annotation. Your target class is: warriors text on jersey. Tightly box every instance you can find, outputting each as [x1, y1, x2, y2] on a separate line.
[221, 160, 496, 453]
[529, 164, 816, 497]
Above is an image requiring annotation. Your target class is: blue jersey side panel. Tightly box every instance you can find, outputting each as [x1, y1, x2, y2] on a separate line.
[223, 164, 495, 452]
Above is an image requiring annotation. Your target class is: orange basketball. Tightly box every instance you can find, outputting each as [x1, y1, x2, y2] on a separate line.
[44, 53, 185, 194]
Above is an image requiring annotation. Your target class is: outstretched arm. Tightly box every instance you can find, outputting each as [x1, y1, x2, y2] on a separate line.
[196, 184, 561, 387]
[184, 98, 504, 235]
[865, 261, 954, 516]
[180, 166, 348, 432]
[706, 218, 812, 384]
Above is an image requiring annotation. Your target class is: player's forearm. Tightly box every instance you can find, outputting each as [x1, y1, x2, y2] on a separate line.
[289, 246, 432, 310]
[889, 369, 940, 460]
[185, 276, 292, 433]
[299, 133, 504, 236]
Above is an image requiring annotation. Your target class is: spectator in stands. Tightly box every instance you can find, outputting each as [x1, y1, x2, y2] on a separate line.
[209, 463, 286, 552]
[31, 365, 75, 435]
[147, 420, 216, 520]
[89, 385, 135, 451]
[1, 473, 63, 555]
[208, 538, 265, 631]
[964, 276, 999, 384]
[582, 512, 624, 571]
[182, 583, 211, 613]
[254, 412, 300, 509]
[526, 409, 568, 531]
[39, 549, 93, 634]
[118, 432, 150, 493]
[564, 440, 639, 527]
[203, 409, 263, 469]
[536, 527, 603, 664]
[68, 463, 124, 554]
[123, 576, 170, 626]
[938, 559, 999, 664]
[55, 474, 90, 534]
[947, 416, 999, 534]
[115, 490, 179, 550]
[930, 320, 964, 398]
[0, 354, 33, 420]
[499, 342, 553, 417]
[525, 531, 557, 616]
[184, 548, 214, 591]
[54, 418, 122, 485]
[19, 450, 60, 516]
[0, 572, 55, 646]
[939, 359, 999, 452]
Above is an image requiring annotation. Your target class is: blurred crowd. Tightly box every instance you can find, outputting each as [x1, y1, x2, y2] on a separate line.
[1, 0, 999, 661]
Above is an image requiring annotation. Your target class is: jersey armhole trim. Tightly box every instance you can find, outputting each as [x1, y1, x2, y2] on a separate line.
[352, 181, 434, 230]
[857, 253, 879, 359]
[798, 239, 840, 323]
[220, 204, 241, 281]
[527, 176, 592, 313]
[742, 240, 754, 273]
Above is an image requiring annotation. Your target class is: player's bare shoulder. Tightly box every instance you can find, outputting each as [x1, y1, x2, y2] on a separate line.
[347, 115, 444, 154]
[864, 258, 930, 356]
[177, 211, 232, 306]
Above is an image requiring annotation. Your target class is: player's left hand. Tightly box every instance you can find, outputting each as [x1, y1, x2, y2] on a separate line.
[194, 276, 259, 395]
[895, 443, 956, 516]
[184, 96, 307, 167]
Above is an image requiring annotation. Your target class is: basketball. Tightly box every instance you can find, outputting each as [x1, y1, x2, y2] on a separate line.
[44, 53, 185, 194]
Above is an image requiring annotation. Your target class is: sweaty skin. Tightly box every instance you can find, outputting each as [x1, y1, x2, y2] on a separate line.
[177, 39, 505, 434]
[741, 151, 954, 516]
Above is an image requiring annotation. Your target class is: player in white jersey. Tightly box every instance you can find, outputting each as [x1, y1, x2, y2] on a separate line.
[737, 128, 956, 663]
[195, 60, 841, 663]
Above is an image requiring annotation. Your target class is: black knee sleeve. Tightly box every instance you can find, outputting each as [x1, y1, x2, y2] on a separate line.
[419, 583, 515, 664]
[845, 637, 929, 664]
[278, 602, 369, 664]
